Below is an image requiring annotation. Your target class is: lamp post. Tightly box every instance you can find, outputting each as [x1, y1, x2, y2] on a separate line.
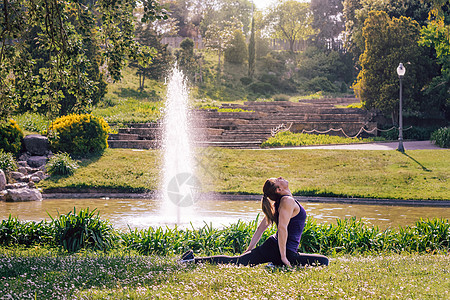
[396, 63, 406, 153]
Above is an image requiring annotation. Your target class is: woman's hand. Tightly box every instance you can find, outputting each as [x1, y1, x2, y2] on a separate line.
[281, 256, 292, 268]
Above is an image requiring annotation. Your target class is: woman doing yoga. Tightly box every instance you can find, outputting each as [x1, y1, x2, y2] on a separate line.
[179, 177, 329, 267]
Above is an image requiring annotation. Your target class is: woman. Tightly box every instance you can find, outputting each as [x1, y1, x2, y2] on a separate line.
[179, 177, 329, 267]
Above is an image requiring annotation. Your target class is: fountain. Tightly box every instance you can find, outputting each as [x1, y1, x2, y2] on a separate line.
[160, 65, 200, 225]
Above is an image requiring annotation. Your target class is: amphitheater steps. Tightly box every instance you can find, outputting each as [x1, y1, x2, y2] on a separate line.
[108, 98, 375, 149]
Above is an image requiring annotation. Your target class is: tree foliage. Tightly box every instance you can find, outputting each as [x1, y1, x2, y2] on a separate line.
[343, 0, 432, 60]
[133, 23, 172, 89]
[224, 30, 248, 65]
[0, 0, 167, 121]
[248, 16, 256, 77]
[419, 0, 450, 119]
[204, 18, 241, 70]
[265, 0, 315, 52]
[310, 0, 345, 50]
[354, 11, 434, 120]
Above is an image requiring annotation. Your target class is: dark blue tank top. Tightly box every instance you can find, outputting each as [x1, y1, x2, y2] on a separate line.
[275, 197, 307, 252]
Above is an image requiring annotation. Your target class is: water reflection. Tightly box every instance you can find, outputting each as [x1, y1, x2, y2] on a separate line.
[0, 198, 448, 231]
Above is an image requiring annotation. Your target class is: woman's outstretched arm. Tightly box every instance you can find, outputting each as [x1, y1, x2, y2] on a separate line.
[245, 216, 270, 252]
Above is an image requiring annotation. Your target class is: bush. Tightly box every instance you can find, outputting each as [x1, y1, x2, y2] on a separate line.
[0, 149, 17, 173]
[0, 119, 24, 156]
[51, 208, 116, 253]
[224, 30, 248, 65]
[273, 94, 290, 101]
[0, 215, 53, 246]
[305, 77, 338, 93]
[248, 82, 275, 95]
[46, 152, 79, 176]
[379, 126, 440, 141]
[49, 114, 110, 157]
[431, 127, 450, 148]
[240, 76, 253, 86]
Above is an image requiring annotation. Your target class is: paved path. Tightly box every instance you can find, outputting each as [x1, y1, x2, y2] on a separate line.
[265, 140, 445, 151]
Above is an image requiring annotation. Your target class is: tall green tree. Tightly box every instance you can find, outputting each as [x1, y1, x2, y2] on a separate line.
[343, 0, 432, 61]
[248, 16, 256, 78]
[419, 0, 450, 119]
[0, 0, 167, 121]
[354, 11, 434, 122]
[265, 0, 314, 52]
[310, 0, 345, 50]
[224, 30, 248, 65]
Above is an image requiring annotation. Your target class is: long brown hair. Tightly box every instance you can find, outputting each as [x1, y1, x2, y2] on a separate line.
[261, 179, 281, 224]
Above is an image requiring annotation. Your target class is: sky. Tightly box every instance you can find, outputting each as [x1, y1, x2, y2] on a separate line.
[252, 0, 276, 9]
[252, 0, 309, 10]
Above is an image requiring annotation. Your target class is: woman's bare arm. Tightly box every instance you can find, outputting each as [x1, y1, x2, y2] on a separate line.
[277, 196, 296, 267]
[245, 216, 270, 252]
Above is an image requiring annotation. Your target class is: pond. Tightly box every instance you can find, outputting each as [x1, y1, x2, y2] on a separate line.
[1, 198, 449, 230]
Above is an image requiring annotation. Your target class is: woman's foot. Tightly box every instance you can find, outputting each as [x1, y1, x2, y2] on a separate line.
[178, 250, 194, 263]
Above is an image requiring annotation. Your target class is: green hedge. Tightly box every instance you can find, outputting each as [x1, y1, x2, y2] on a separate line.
[1, 209, 448, 256]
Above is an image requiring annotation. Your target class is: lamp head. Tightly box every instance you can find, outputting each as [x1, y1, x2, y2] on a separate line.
[397, 63, 406, 77]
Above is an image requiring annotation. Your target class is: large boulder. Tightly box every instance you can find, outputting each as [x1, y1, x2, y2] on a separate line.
[23, 134, 49, 156]
[27, 156, 48, 168]
[0, 170, 6, 190]
[4, 188, 43, 202]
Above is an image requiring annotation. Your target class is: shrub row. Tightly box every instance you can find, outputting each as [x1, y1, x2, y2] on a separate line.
[261, 131, 380, 148]
[1, 209, 448, 256]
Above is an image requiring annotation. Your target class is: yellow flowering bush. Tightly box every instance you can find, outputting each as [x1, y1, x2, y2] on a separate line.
[0, 119, 24, 156]
[49, 114, 110, 157]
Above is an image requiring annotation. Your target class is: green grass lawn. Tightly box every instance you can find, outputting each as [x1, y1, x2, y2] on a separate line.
[38, 148, 450, 200]
[1, 247, 448, 299]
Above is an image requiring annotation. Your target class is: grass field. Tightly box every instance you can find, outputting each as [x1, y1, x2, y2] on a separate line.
[38, 148, 450, 200]
[1, 247, 448, 299]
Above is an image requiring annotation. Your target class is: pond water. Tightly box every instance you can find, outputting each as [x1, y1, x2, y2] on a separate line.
[1, 198, 449, 231]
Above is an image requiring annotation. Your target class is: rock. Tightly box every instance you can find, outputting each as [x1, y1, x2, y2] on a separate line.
[18, 167, 28, 174]
[19, 175, 31, 182]
[4, 188, 43, 202]
[0, 170, 6, 190]
[23, 134, 49, 156]
[30, 176, 41, 183]
[27, 181, 36, 188]
[11, 171, 24, 181]
[18, 153, 30, 162]
[27, 156, 48, 168]
[33, 171, 46, 180]
[5, 182, 28, 189]
[26, 166, 40, 174]
[18, 161, 28, 167]
[0, 190, 7, 201]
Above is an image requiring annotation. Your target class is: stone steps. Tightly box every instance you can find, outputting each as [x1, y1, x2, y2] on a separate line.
[108, 98, 375, 149]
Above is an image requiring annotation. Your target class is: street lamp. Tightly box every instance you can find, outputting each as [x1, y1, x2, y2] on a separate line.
[396, 63, 406, 153]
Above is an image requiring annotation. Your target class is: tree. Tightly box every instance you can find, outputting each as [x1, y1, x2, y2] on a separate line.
[354, 11, 434, 122]
[224, 30, 248, 65]
[419, 0, 450, 119]
[343, 0, 433, 61]
[204, 18, 241, 70]
[265, 0, 314, 52]
[0, 0, 167, 121]
[310, 0, 345, 50]
[248, 16, 256, 78]
[201, 0, 253, 36]
[133, 23, 172, 90]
